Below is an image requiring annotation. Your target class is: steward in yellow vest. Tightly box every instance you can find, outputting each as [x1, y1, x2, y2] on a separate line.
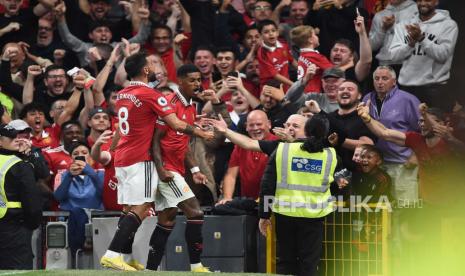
[0, 124, 42, 270]
[258, 114, 345, 276]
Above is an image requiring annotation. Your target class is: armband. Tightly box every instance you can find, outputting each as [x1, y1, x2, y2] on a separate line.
[190, 166, 200, 174]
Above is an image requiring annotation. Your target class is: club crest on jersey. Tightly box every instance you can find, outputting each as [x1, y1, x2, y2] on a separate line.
[158, 97, 168, 106]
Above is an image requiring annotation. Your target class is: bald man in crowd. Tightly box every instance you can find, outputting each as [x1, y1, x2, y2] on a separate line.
[217, 110, 278, 205]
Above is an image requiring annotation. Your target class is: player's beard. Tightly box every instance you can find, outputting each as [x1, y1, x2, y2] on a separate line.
[147, 72, 157, 83]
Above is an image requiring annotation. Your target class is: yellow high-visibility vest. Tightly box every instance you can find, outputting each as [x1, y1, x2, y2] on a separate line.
[272, 143, 336, 218]
[0, 155, 22, 219]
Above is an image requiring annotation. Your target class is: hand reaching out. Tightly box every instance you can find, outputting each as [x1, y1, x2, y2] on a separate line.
[356, 100, 371, 122]
[201, 114, 228, 134]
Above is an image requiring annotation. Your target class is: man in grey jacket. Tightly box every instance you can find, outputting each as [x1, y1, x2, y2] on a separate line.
[389, 0, 458, 111]
[369, 0, 418, 69]
[55, 0, 151, 67]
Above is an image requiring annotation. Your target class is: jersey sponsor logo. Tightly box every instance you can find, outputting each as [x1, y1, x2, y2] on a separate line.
[158, 97, 168, 106]
[291, 157, 323, 174]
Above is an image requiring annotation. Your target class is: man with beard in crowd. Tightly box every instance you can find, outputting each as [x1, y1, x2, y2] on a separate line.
[307, 80, 375, 171]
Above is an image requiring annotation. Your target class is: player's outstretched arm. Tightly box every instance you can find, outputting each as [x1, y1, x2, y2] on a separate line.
[162, 113, 214, 140]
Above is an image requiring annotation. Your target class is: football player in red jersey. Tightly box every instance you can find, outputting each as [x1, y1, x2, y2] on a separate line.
[100, 53, 213, 271]
[146, 64, 210, 272]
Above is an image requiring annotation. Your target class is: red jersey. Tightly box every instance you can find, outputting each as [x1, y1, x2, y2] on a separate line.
[114, 83, 174, 167]
[102, 152, 122, 210]
[160, 48, 177, 83]
[157, 91, 196, 176]
[31, 123, 61, 150]
[257, 41, 293, 90]
[405, 132, 457, 205]
[228, 133, 277, 198]
[297, 49, 333, 93]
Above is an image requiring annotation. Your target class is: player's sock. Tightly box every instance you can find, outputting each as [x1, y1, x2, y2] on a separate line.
[119, 211, 136, 257]
[146, 223, 174, 270]
[185, 216, 204, 264]
[108, 211, 142, 254]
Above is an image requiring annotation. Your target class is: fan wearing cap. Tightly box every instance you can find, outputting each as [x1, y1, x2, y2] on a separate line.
[286, 67, 345, 114]
[0, 124, 42, 269]
[7, 119, 50, 192]
[85, 107, 110, 148]
[54, 0, 151, 67]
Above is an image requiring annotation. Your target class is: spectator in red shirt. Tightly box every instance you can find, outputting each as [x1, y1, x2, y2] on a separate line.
[256, 19, 295, 90]
[19, 103, 60, 150]
[290, 25, 333, 93]
[193, 46, 216, 90]
[217, 109, 277, 205]
[149, 24, 182, 83]
[209, 47, 260, 106]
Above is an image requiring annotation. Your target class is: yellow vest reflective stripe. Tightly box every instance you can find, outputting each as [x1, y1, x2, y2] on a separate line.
[0, 155, 22, 219]
[273, 143, 336, 218]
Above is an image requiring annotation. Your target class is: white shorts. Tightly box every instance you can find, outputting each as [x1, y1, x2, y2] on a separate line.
[116, 161, 158, 205]
[154, 171, 195, 211]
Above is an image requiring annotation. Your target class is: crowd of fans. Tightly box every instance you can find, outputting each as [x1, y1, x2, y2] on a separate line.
[0, 0, 464, 272]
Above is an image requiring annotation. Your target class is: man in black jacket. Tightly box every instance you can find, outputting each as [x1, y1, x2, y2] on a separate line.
[0, 124, 43, 269]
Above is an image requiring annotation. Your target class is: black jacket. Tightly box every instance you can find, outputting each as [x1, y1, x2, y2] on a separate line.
[0, 149, 43, 230]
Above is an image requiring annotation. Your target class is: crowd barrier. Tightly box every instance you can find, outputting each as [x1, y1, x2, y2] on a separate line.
[266, 203, 392, 276]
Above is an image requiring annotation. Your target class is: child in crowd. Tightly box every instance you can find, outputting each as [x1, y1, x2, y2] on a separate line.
[256, 19, 294, 91]
[354, 144, 392, 203]
[290, 25, 333, 93]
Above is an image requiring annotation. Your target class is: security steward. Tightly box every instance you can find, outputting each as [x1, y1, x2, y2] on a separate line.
[258, 114, 345, 276]
[0, 124, 43, 269]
